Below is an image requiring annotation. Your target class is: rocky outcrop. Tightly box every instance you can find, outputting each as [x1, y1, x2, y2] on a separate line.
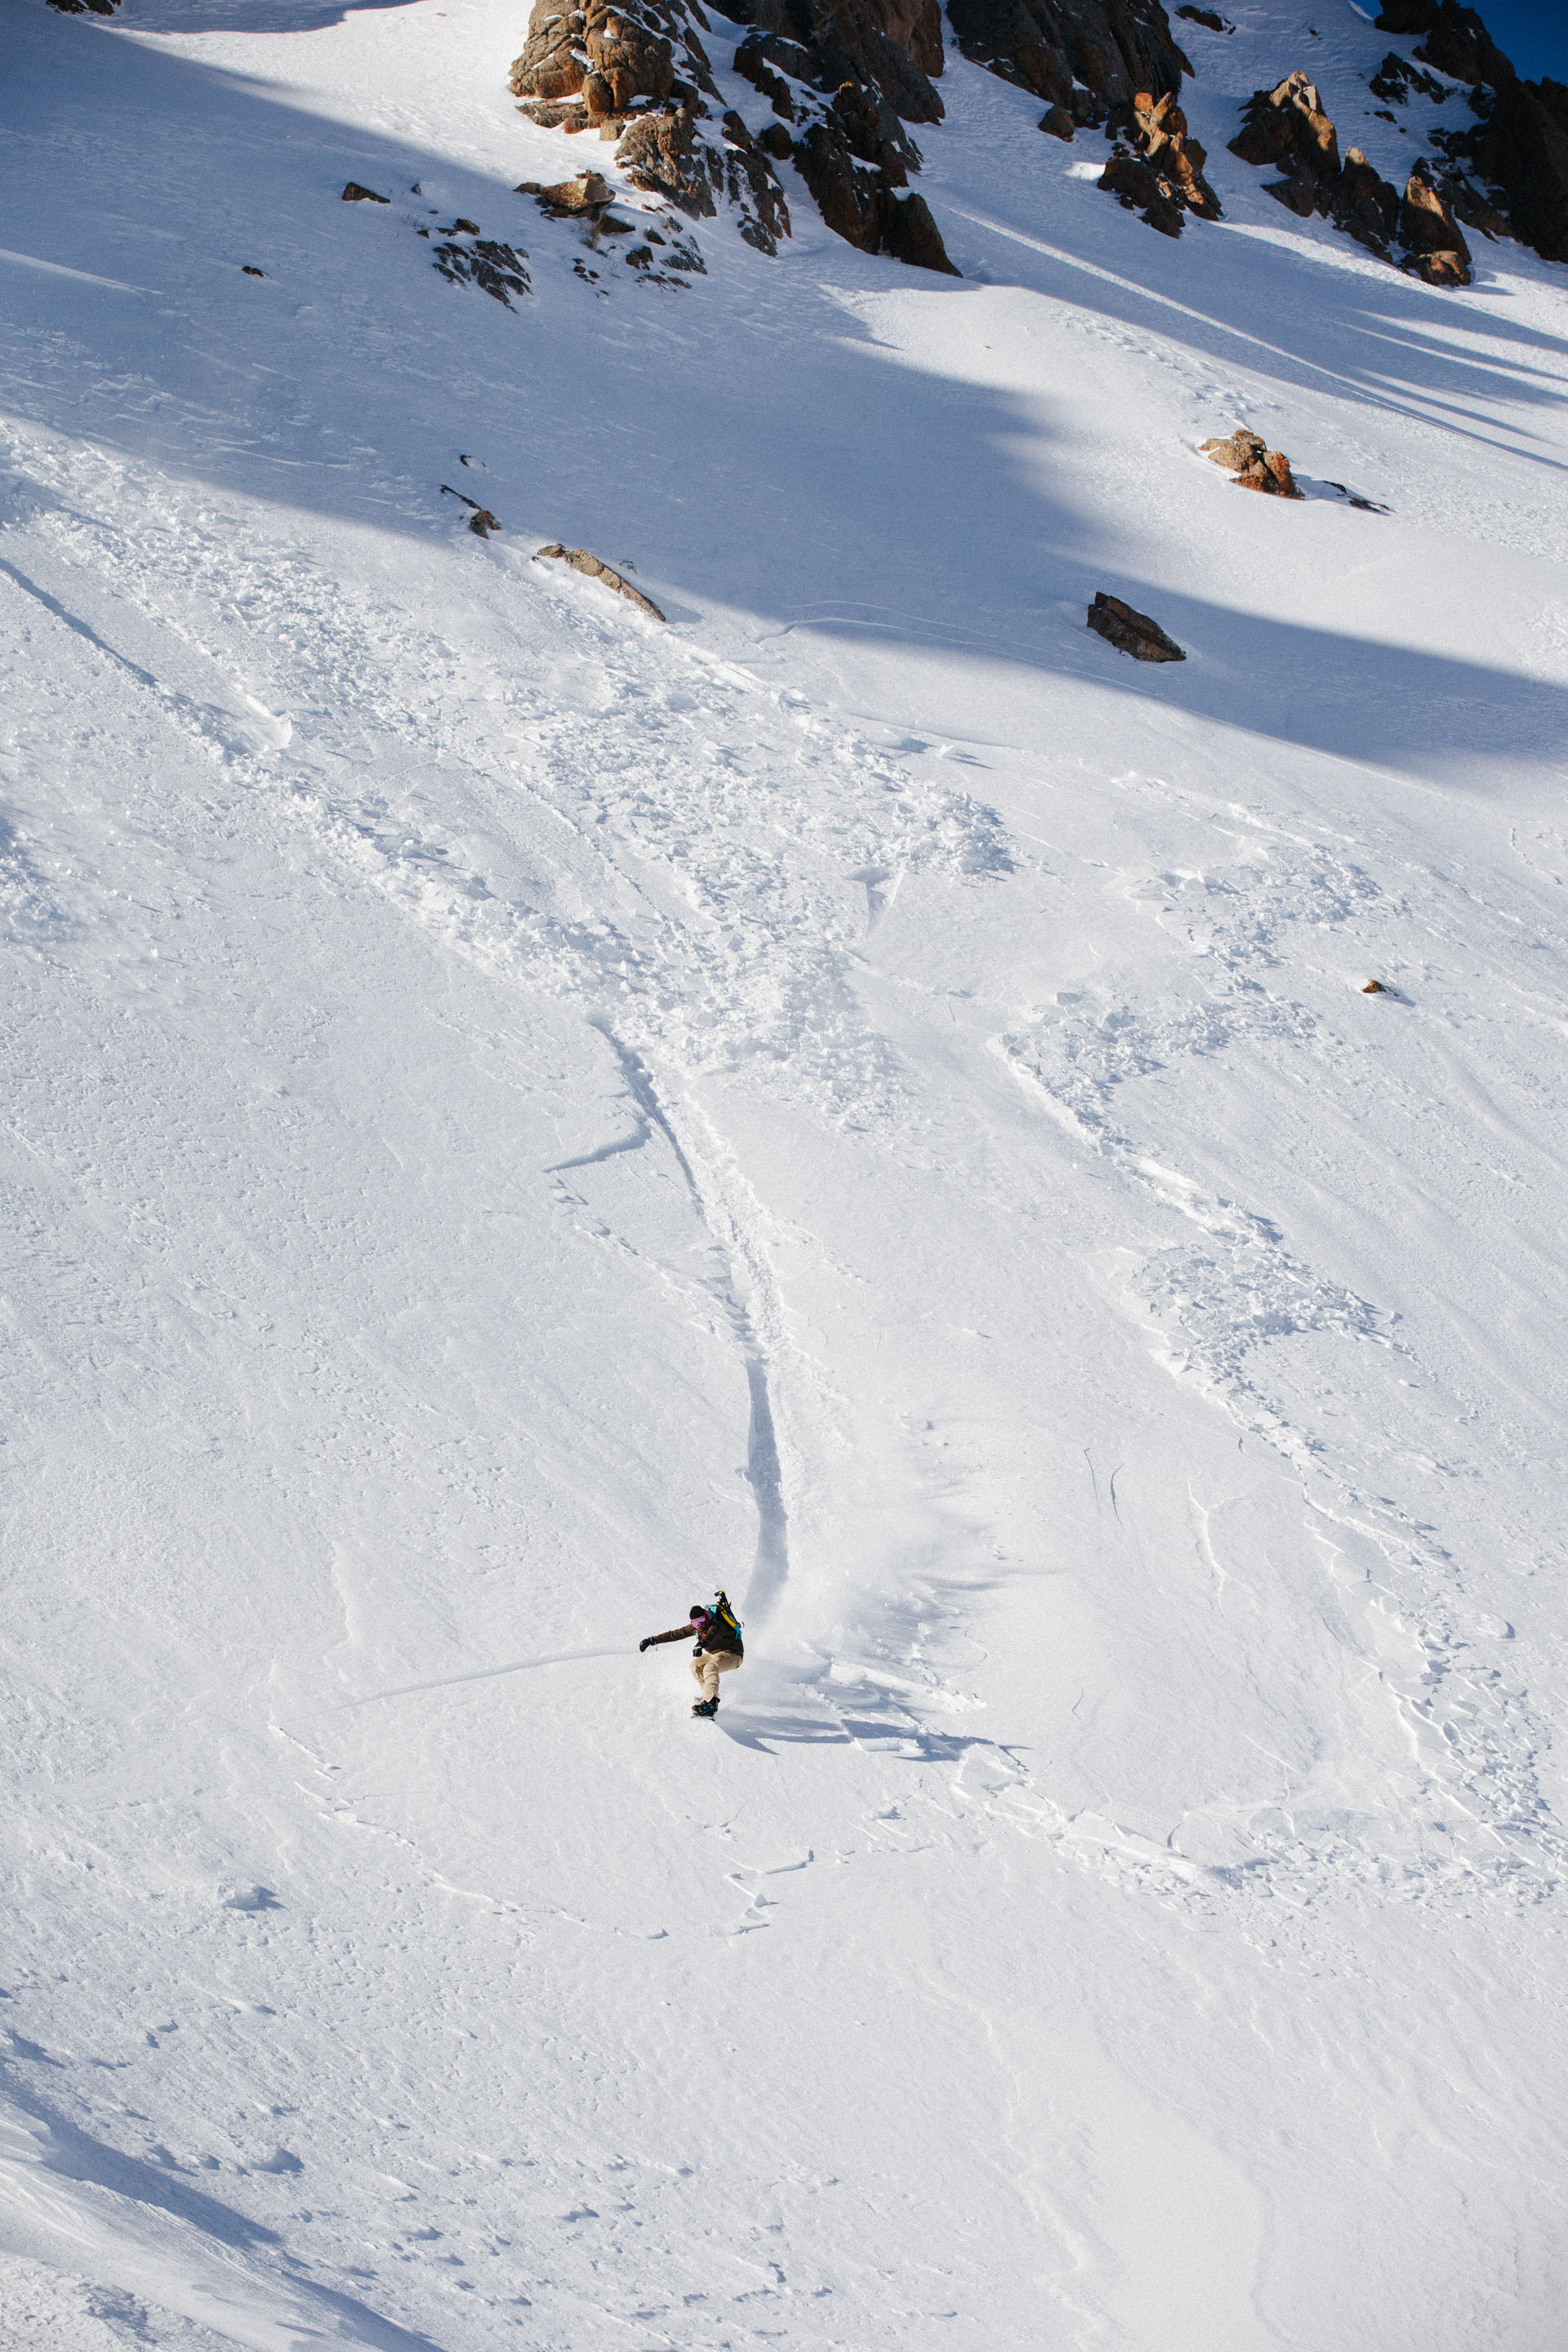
[1229, 74, 1472, 280]
[507, 0, 1205, 273]
[1369, 2, 1568, 267]
[1398, 158, 1472, 281]
[1467, 78, 1568, 264]
[1099, 151, 1185, 236]
[1367, 51, 1449, 107]
[946, 0, 1191, 119]
[1375, 0, 1513, 91]
[728, 7, 960, 270]
[1098, 87, 1219, 236]
[1087, 592, 1185, 662]
[1335, 147, 1402, 252]
[1175, 7, 1232, 32]
[535, 544, 667, 621]
[1200, 427, 1302, 497]
[510, 0, 791, 253]
[1229, 72, 1340, 207]
[1122, 88, 1219, 209]
[729, 0, 945, 120]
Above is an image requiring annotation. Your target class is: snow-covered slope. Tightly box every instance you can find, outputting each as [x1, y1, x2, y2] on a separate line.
[3, 2, 1568, 2345]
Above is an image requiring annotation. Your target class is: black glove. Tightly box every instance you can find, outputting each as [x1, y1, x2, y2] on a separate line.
[639, 1637, 652, 1653]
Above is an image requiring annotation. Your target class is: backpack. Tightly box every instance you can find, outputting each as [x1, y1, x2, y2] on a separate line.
[710, 1590, 743, 1646]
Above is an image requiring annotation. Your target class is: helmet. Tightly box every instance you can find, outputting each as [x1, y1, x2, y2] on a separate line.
[689, 1604, 710, 1622]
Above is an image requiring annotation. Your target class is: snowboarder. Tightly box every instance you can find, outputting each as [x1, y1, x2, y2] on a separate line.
[639, 1592, 744, 1717]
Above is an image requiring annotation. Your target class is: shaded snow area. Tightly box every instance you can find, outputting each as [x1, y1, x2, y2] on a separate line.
[4, 0, 1568, 2344]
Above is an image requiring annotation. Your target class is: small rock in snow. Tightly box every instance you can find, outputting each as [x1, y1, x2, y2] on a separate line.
[341, 181, 390, 204]
[1086, 594, 1185, 663]
[535, 545, 666, 622]
[1201, 427, 1303, 499]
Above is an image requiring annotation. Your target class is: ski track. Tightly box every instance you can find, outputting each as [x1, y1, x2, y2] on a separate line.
[7, 7, 1568, 2329]
[3, 407, 1561, 1940]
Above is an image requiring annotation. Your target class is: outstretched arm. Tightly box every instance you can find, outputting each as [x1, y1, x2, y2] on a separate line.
[639, 1624, 695, 1651]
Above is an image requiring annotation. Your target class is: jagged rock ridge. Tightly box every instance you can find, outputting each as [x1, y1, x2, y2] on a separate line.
[510, 0, 791, 253]
[1371, 2, 1568, 266]
[510, 0, 1202, 270]
[1229, 71, 1473, 283]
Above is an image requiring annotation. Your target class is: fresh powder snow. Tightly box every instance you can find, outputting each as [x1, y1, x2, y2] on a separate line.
[2, 0, 1567, 2346]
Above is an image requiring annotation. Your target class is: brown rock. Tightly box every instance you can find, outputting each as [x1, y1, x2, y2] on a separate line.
[729, 0, 944, 123]
[532, 171, 615, 214]
[342, 181, 390, 203]
[510, 2, 587, 102]
[1400, 161, 1472, 261]
[535, 544, 667, 621]
[946, 0, 1191, 118]
[1229, 72, 1340, 201]
[1403, 245, 1472, 285]
[1087, 592, 1185, 662]
[1334, 147, 1401, 253]
[1123, 86, 1220, 217]
[1175, 4, 1232, 28]
[1200, 427, 1303, 498]
[1038, 104, 1075, 140]
[1361, 978, 1388, 994]
[876, 188, 960, 271]
[1099, 150, 1185, 238]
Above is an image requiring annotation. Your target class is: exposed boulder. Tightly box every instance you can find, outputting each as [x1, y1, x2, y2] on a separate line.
[1087, 592, 1185, 662]
[1229, 72, 1340, 214]
[518, 171, 616, 214]
[342, 181, 391, 203]
[535, 544, 667, 621]
[1200, 427, 1303, 497]
[1099, 150, 1186, 236]
[1335, 147, 1402, 253]
[946, 0, 1192, 118]
[1175, 6, 1232, 30]
[443, 487, 503, 535]
[880, 189, 961, 270]
[1398, 158, 1472, 280]
[1116, 87, 1220, 214]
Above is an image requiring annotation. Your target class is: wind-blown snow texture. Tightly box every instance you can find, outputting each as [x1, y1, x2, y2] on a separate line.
[2, 0, 1568, 2345]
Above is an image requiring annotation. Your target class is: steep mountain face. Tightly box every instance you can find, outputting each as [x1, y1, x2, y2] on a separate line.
[6, 2, 1568, 2348]
[502, 0, 1568, 276]
[509, 0, 1197, 267]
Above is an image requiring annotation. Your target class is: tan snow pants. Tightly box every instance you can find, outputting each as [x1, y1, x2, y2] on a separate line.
[691, 1650, 741, 1704]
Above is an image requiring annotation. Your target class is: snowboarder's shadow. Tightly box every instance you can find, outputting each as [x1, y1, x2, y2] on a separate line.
[720, 1703, 1006, 1766]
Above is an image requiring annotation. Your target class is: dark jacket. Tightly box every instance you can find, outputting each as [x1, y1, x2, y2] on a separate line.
[645, 1617, 743, 1658]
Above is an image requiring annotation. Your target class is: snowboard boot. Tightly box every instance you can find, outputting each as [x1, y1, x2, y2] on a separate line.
[692, 1697, 718, 1718]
